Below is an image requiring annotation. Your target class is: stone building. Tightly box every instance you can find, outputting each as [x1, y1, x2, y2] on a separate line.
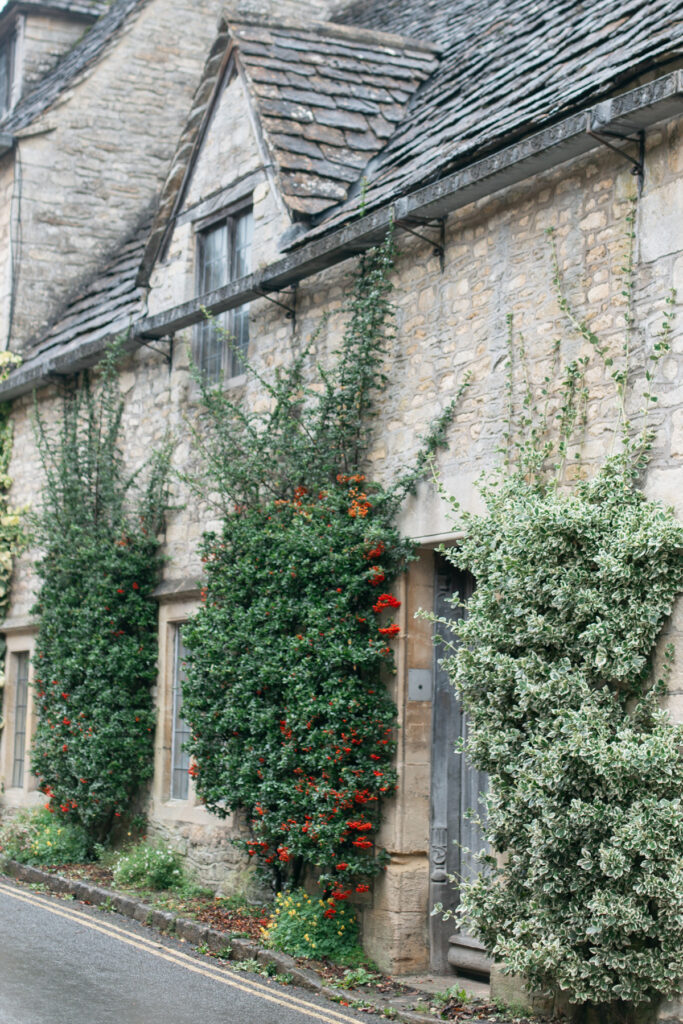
[1, 0, 683, 988]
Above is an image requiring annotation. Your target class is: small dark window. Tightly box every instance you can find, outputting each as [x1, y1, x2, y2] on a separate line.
[170, 626, 191, 801]
[194, 206, 253, 383]
[11, 652, 30, 789]
[0, 33, 14, 118]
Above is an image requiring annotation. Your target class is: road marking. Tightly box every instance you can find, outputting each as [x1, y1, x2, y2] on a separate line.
[0, 880, 370, 1024]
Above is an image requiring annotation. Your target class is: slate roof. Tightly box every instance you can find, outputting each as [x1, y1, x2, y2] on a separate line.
[29, 226, 147, 361]
[307, 0, 683, 237]
[232, 18, 439, 215]
[0, 1, 107, 17]
[13, 0, 683, 367]
[0, 0, 145, 132]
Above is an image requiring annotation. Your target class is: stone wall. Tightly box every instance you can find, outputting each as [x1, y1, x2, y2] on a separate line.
[7, 0, 231, 348]
[19, 11, 92, 92]
[2, 116, 682, 974]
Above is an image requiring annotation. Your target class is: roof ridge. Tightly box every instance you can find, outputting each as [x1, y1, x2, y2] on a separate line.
[223, 11, 441, 54]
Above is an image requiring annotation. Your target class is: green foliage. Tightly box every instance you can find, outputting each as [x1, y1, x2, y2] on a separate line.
[30, 344, 170, 842]
[183, 483, 405, 890]
[112, 841, 187, 891]
[264, 888, 361, 962]
[432, 984, 469, 1007]
[333, 966, 381, 989]
[443, 460, 683, 1008]
[437, 214, 683, 1017]
[0, 807, 90, 866]
[183, 233, 466, 894]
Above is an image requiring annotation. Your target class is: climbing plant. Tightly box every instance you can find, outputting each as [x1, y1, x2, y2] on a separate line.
[31, 345, 170, 843]
[436, 206, 683, 1022]
[182, 232, 466, 894]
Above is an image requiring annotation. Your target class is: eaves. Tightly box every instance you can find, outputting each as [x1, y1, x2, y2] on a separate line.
[1, 69, 682, 403]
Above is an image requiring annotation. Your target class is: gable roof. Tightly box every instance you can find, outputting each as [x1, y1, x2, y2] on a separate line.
[231, 18, 439, 216]
[0, 0, 146, 132]
[138, 14, 438, 284]
[303, 0, 683, 239]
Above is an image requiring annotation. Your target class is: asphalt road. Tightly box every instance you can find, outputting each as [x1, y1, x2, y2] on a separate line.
[0, 878, 385, 1024]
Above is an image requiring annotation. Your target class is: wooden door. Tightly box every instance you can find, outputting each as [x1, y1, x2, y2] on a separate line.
[429, 558, 491, 976]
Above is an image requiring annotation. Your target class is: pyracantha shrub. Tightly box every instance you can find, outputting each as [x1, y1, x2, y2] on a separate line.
[31, 345, 169, 842]
[182, 479, 408, 891]
[183, 232, 465, 893]
[444, 461, 683, 1016]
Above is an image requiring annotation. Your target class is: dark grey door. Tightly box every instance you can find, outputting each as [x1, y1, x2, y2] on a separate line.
[429, 558, 491, 976]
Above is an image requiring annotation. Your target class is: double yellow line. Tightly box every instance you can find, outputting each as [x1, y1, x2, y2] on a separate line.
[0, 879, 369, 1024]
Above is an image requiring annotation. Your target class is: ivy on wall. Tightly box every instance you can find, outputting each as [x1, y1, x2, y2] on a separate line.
[435, 211, 683, 1023]
[183, 233, 466, 894]
[30, 347, 169, 842]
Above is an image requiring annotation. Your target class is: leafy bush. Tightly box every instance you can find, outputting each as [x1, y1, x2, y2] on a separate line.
[30, 345, 169, 842]
[0, 808, 90, 866]
[112, 842, 187, 890]
[263, 888, 361, 962]
[446, 460, 683, 1012]
[183, 481, 406, 892]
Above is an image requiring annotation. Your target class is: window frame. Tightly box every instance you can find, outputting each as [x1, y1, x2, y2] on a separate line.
[193, 199, 253, 385]
[10, 650, 30, 789]
[169, 624, 191, 802]
[0, 27, 15, 118]
[0, 627, 39, 806]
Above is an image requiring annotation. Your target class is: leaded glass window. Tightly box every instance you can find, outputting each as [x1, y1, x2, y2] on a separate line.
[11, 652, 29, 789]
[194, 207, 253, 383]
[170, 626, 191, 801]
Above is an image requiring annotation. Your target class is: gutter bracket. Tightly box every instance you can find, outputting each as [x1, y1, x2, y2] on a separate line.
[586, 127, 645, 194]
[396, 218, 445, 271]
[139, 336, 173, 368]
[254, 285, 297, 328]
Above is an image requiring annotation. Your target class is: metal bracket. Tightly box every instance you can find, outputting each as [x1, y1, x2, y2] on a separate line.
[587, 127, 645, 194]
[254, 285, 297, 325]
[397, 217, 445, 271]
[139, 336, 173, 368]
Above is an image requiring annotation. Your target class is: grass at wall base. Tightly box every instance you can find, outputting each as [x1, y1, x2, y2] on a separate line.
[182, 232, 466, 905]
[433, 220, 683, 1024]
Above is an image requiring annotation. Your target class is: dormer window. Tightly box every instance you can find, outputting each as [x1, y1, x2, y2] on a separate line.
[0, 31, 14, 118]
[194, 205, 253, 383]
